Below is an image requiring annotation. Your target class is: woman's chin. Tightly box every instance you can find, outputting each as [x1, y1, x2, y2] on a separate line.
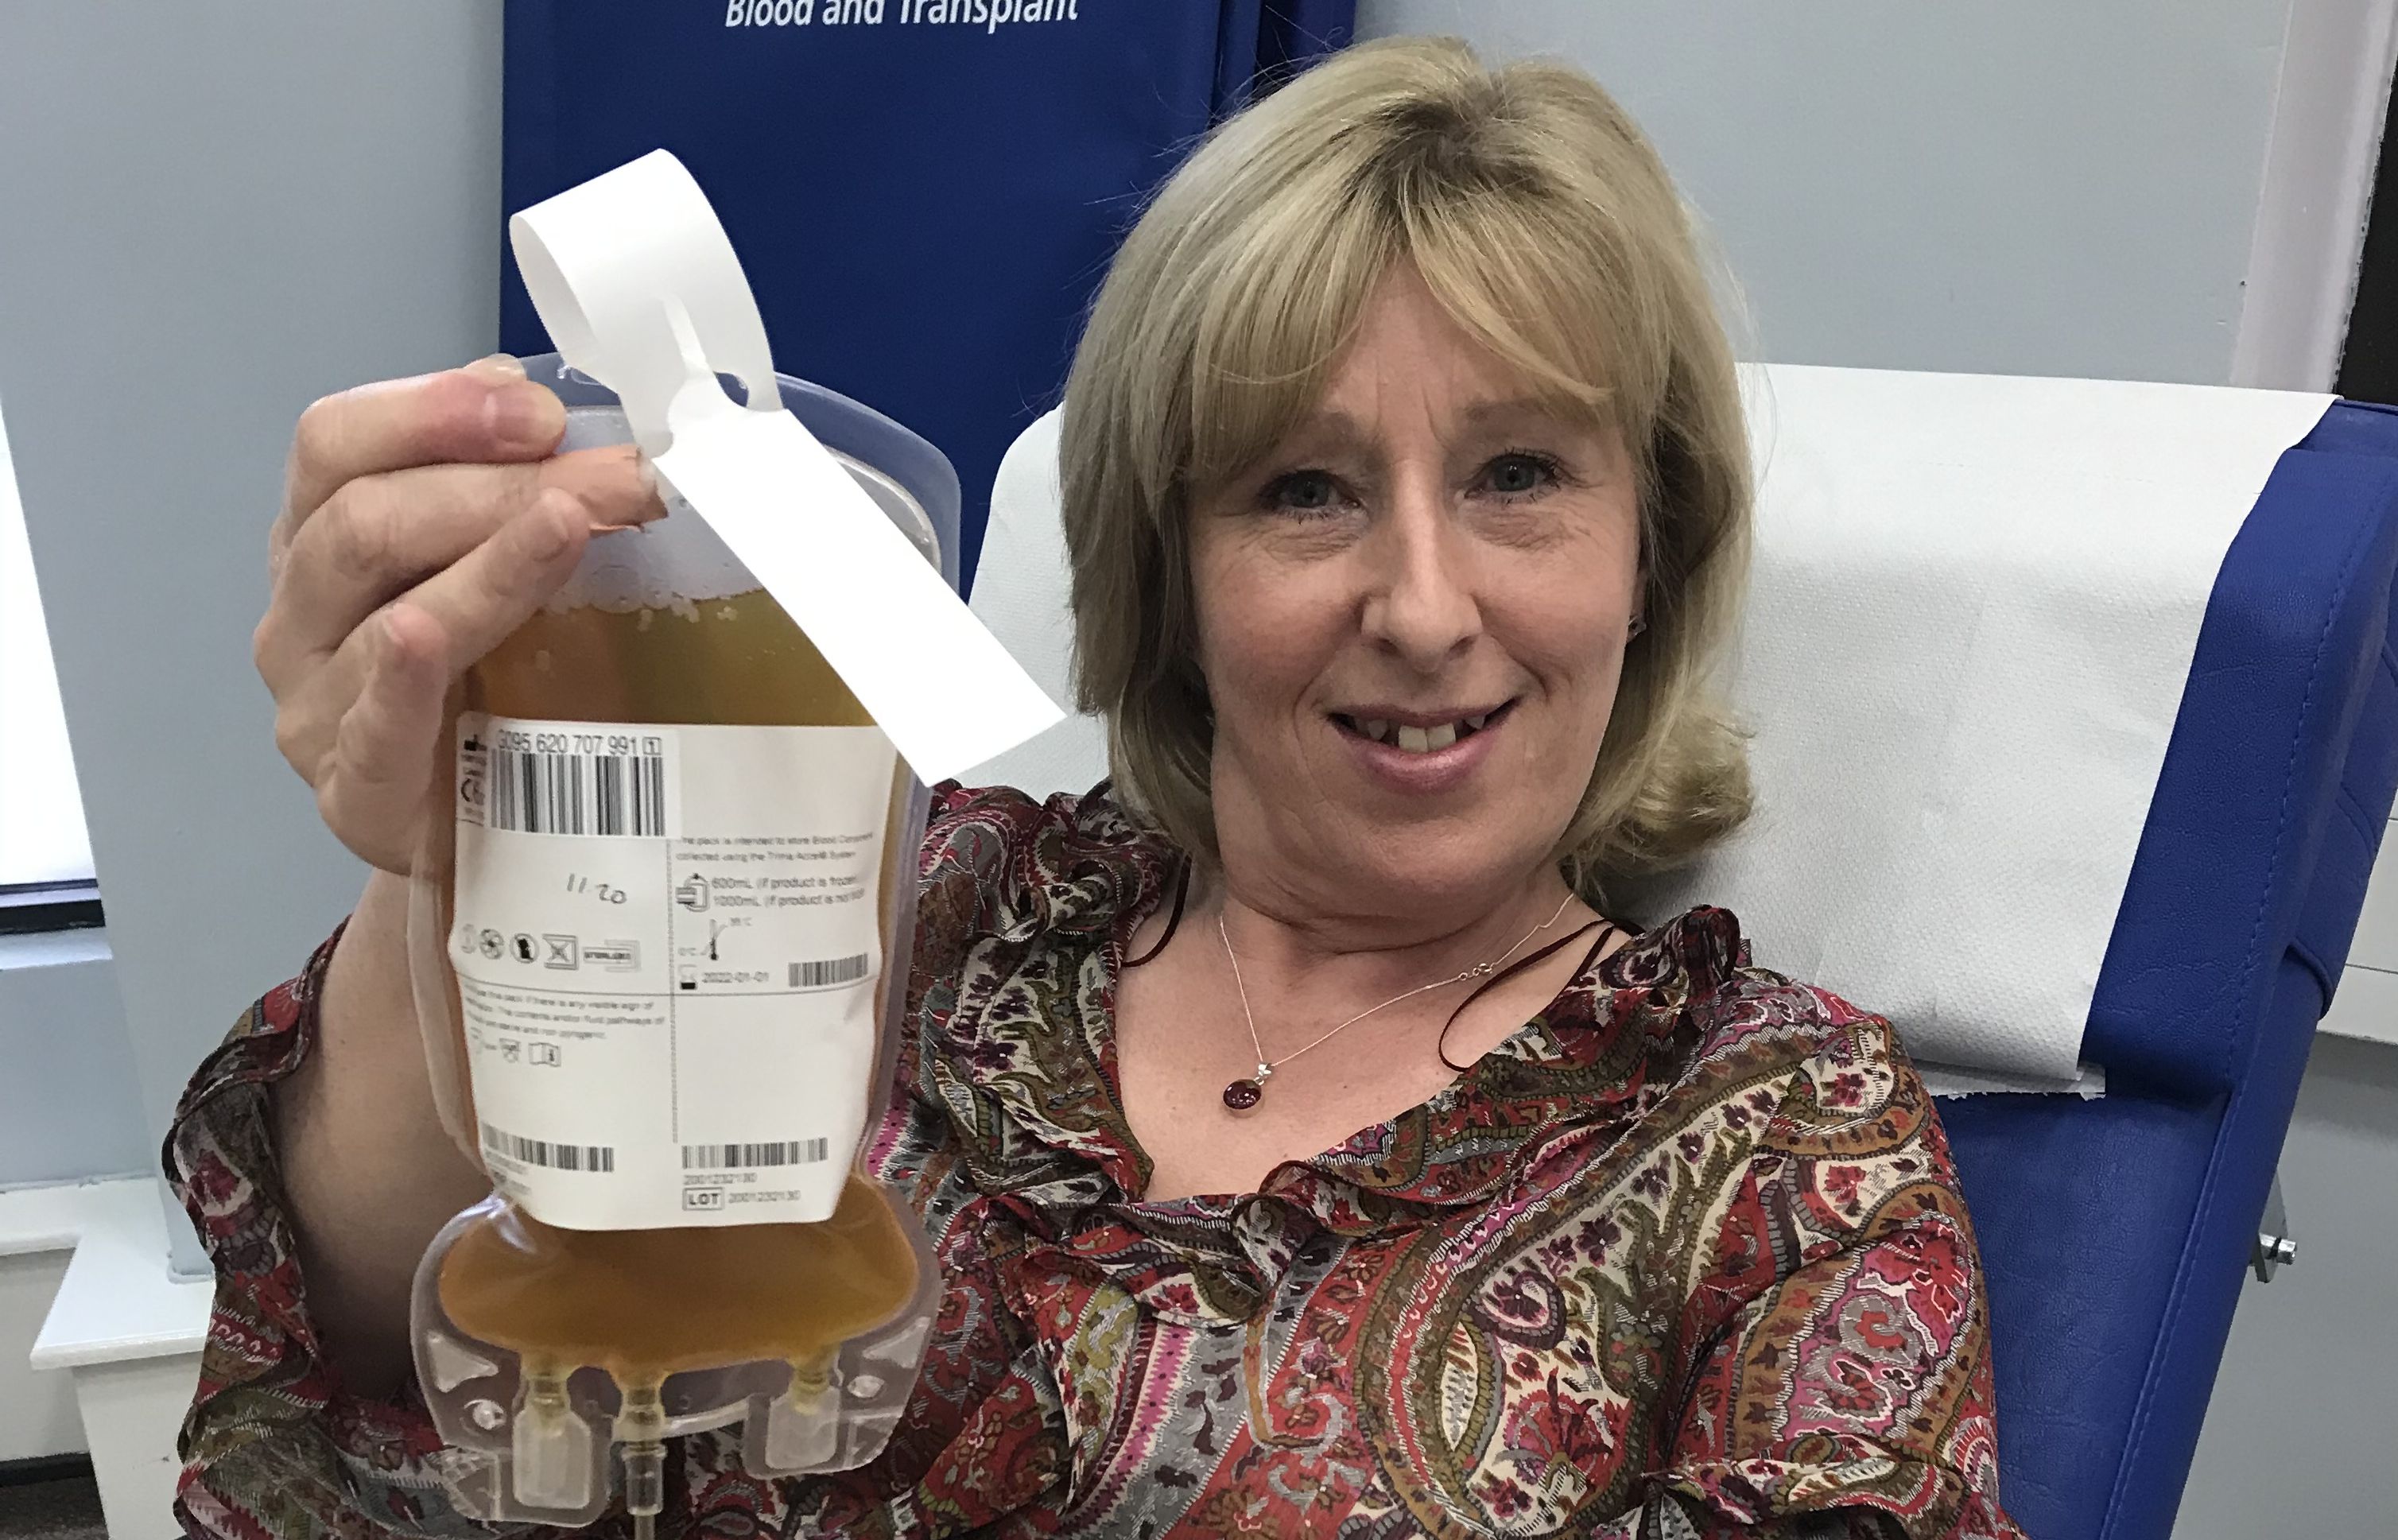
[1325, 823, 1558, 916]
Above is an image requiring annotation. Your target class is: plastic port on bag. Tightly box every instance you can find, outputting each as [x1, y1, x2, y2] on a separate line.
[403, 357, 961, 1529]
[407, 1189, 941, 1527]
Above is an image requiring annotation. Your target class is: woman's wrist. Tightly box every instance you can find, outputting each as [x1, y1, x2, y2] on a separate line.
[274, 869, 487, 1396]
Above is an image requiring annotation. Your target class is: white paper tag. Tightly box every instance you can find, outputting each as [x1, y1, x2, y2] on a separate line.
[450, 712, 896, 1229]
[507, 149, 1061, 783]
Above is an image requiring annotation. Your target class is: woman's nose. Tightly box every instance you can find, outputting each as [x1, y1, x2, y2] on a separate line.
[1360, 477, 1480, 670]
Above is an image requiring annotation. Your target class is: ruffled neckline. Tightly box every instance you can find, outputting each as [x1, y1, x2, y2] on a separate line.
[927, 792, 1756, 1324]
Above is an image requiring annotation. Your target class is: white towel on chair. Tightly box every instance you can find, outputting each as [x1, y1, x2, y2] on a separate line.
[1620, 366, 2330, 1089]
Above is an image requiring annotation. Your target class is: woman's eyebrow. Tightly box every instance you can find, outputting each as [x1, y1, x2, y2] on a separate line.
[1256, 398, 1587, 467]
[1459, 395, 1585, 434]
[1264, 409, 1377, 462]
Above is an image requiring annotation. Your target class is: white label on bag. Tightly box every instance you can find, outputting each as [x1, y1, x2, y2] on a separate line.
[449, 712, 896, 1229]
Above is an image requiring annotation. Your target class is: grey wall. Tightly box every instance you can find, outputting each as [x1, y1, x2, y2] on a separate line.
[0, 6, 505, 1268]
[0, 933, 146, 1189]
[1357, 0, 2293, 384]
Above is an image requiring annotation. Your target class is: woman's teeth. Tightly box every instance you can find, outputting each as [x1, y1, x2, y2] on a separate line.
[1348, 713, 1492, 754]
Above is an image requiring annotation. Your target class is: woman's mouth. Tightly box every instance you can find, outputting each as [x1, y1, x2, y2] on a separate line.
[1326, 701, 1515, 793]
[1330, 700, 1514, 753]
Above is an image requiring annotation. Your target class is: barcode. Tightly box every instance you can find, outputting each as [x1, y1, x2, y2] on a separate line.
[681, 1138, 831, 1170]
[481, 1123, 615, 1173]
[790, 953, 871, 989]
[487, 747, 665, 836]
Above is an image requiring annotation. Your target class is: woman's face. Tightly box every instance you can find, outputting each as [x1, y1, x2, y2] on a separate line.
[1191, 264, 1643, 921]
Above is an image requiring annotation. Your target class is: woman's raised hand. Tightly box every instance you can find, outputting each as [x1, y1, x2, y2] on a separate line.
[254, 355, 662, 873]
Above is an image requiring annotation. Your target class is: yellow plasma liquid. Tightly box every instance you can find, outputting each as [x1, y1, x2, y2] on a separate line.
[430, 582, 920, 1401]
[435, 1172, 918, 1384]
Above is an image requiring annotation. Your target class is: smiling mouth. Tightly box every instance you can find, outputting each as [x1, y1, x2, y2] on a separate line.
[1329, 701, 1515, 754]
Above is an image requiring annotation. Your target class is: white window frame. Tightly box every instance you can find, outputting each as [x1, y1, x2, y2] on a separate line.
[2231, 0, 2398, 390]
[0, 392, 101, 930]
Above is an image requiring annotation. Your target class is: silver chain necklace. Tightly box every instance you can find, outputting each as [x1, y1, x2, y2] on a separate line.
[1214, 892, 1576, 1111]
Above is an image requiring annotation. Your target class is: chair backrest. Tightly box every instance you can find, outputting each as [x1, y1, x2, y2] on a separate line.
[962, 409, 1105, 797]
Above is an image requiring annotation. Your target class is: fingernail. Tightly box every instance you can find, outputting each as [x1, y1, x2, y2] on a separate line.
[464, 352, 525, 382]
[631, 455, 665, 519]
[485, 382, 561, 447]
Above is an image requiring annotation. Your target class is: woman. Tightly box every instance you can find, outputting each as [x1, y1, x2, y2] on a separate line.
[177, 37, 2020, 1539]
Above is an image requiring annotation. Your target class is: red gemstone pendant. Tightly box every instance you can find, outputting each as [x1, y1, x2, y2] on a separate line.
[1222, 1078, 1263, 1111]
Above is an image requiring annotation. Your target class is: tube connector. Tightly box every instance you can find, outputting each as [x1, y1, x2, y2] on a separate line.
[763, 1353, 842, 1470]
[616, 1382, 670, 1540]
[511, 1367, 596, 1511]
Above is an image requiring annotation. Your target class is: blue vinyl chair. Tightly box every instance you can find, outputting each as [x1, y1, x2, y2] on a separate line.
[963, 392, 2398, 1539]
[1936, 398, 2398, 1538]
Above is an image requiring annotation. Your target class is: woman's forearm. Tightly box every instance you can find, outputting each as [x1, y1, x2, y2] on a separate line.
[272, 869, 491, 1398]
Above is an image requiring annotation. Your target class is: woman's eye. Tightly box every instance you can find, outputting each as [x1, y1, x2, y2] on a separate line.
[1478, 452, 1560, 499]
[1262, 469, 1344, 515]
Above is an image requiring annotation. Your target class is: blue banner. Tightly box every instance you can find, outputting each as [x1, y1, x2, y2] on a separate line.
[501, 0, 1353, 583]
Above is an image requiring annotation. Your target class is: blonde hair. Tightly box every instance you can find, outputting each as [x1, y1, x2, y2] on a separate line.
[1058, 35, 1754, 901]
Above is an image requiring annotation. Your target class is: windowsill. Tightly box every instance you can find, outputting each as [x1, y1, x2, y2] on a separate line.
[0, 925, 110, 973]
[0, 883, 104, 938]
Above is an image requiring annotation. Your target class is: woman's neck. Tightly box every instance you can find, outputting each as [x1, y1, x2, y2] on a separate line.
[1209, 861, 1589, 1008]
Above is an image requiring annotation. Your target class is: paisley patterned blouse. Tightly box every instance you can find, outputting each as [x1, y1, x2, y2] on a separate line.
[169, 786, 2021, 1538]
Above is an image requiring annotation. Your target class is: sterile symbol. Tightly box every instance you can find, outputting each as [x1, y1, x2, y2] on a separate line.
[457, 735, 485, 811]
[586, 941, 639, 972]
[544, 934, 579, 970]
[675, 876, 709, 913]
[479, 929, 504, 960]
[513, 933, 537, 964]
